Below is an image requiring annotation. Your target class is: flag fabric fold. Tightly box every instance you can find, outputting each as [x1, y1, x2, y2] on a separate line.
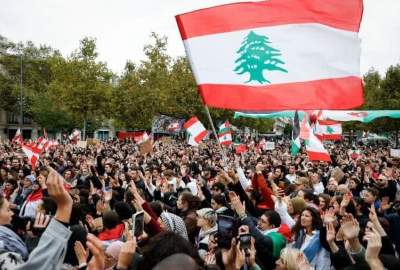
[305, 132, 332, 162]
[184, 117, 207, 146]
[21, 144, 41, 170]
[12, 128, 23, 145]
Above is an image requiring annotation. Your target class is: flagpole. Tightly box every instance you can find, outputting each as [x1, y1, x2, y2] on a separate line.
[203, 105, 228, 166]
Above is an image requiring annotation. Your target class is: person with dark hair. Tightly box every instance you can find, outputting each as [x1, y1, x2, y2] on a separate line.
[210, 194, 234, 216]
[138, 231, 203, 270]
[318, 194, 331, 214]
[98, 210, 124, 245]
[229, 191, 287, 269]
[210, 182, 225, 196]
[292, 207, 331, 270]
[177, 192, 201, 244]
[153, 253, 199, 270]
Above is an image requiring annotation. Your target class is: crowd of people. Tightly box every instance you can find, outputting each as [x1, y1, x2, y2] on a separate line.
[0, 137, 399, 270]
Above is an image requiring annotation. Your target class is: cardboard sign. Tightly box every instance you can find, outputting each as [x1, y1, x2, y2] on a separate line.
[265, 141, 275, 150]
[140, 140, 153, 155]
[390, 149, 400, 158]
[76, 140, 87, 149]
[87, 138, 100, 146]
[160, 136, 172, 145]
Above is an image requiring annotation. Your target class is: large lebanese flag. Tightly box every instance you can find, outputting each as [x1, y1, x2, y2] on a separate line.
[176, 0, 363, 111]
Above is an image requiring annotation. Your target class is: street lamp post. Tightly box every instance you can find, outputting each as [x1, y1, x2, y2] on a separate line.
[19, 53, 23, 132]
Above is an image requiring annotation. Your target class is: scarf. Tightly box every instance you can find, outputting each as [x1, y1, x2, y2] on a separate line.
[98, 223, 125, 241]
[160, 212, 189, 240]
[0, 226, 29, 259]
[293, 230, 321, 263]
[198, 225, 217, 240]
[26, 189, 43, 202]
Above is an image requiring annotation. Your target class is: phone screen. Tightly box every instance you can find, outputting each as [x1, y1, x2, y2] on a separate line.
[217, 215, 236, 249]
[132, 211, 144, 237]
[239, 233, 251, 250]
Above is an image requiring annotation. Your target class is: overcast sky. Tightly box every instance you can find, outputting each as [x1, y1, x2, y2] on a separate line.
[1, 0, 399, 76]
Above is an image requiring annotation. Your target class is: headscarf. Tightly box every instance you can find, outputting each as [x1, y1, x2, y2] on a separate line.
[160, 212, 188, 240]
[0, 225, 29, 259]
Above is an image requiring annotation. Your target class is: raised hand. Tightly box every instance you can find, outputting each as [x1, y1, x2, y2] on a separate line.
[117, 237, 137, 269]
[340, 214, 360, 240]
[364, 227, 382, 262]
[323, 207, 337, 225]
[204, 252, 216, 265]
[228, 191, 245, 217]
[74, 241, 89, 267]
[46, 166, 73, 223]
[33, 212, 51, 230]
[326, 222, 336, 243]
[87, 234, 105, 270]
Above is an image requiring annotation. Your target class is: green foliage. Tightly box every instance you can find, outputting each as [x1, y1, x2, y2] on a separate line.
[48, 37, 113, 129]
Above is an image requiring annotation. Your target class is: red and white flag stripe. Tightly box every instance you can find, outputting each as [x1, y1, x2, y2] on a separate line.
[21, 144, 41, 170]
[184, 117, 207, 145]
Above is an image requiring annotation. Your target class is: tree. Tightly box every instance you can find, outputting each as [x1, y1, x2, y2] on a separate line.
[234, 31, 287, 84]
[0, 39, 58, 129]
[48, 37, 113, 138]
[372, 65, 400, 146]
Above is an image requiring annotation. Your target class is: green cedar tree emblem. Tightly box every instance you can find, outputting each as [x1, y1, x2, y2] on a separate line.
[234, 31, 288, 84]
[326, 126, 334, 134]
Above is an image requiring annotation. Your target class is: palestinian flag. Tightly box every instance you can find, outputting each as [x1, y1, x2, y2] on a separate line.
[218, 121, 232, 146]
[320, 110, 400, 123]
[315, 120, 342, 140]
[176, 0, 363, 111]
[291, 111, 300, 156]
[305, 132, 331, 162]
[184, 117, 207, 146]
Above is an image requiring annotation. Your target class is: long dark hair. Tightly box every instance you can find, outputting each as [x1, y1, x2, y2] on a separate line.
[292, 207, 323, 240]
[179, 191, 201, 211]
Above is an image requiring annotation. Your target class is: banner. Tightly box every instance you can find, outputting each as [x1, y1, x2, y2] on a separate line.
[151, 114, 185, 135]
[390, 149, 400, 158]
[76, 140, 88, 149]
[265, 141, 275, 150]
[140, 140, 153, 155]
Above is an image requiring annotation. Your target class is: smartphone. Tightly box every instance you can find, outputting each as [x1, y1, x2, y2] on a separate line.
[217, 215, 237, 249]
[132, 211, 144, 238]
[239, 233, 251, 251]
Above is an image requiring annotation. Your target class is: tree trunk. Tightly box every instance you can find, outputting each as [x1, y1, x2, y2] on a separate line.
[83, 118, 86, 140]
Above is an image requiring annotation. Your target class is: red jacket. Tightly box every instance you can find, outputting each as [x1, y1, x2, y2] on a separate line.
[251, 174, 274, 210]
